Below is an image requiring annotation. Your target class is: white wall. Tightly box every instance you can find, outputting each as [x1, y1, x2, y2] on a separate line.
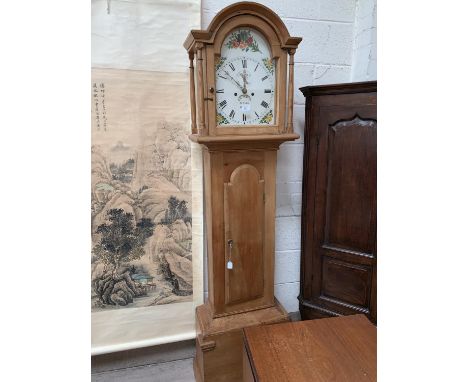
[351, 0, 377, 81]
[201, 0, 376, 312]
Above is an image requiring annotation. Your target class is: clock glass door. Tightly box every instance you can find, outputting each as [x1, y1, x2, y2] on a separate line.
[215, 28, 276, 126]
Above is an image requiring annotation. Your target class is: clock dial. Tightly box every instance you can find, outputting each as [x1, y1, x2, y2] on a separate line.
[215, 28, 276, 126]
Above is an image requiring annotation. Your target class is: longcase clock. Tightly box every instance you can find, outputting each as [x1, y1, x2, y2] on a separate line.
[184, 3, 301, 381]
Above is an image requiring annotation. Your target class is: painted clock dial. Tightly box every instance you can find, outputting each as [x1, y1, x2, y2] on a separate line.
[215, 28, 276, 126]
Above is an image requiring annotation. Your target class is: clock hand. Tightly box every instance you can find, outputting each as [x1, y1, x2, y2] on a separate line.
[223, 70, 244, 91]
[241, 70, 248, 94]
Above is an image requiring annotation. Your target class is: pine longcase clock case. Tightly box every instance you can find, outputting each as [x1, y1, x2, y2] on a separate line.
[184, 3, 301, 381]
[184, 2, 301, 319]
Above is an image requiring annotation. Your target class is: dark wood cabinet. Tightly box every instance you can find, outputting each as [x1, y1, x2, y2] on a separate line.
[299, 81, 377, 323]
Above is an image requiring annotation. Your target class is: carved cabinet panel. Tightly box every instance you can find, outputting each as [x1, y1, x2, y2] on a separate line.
[299, 82, 377, 323]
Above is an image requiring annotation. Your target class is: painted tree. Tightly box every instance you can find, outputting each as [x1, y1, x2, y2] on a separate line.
[109, 158, 135, 183]
[158, 196, 192, 296]
[92, 208, 155, 306]
[161, 196, 189, 225]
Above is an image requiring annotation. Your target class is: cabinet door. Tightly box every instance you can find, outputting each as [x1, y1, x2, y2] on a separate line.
[304, 100, 377, 322]
[224, 164, 265, 305]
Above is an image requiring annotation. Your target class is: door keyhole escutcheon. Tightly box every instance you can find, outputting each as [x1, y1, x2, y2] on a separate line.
[227, 239, 233, 269]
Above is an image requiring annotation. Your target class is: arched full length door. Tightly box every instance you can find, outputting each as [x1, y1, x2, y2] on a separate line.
[224, 164, 265, 305]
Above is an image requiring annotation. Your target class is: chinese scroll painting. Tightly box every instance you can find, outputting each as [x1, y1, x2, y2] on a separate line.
[91, 69, 193, 311]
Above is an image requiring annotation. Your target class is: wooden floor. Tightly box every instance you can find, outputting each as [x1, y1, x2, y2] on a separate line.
[91, 339, 196, 382]
[92, 357, 195, 382]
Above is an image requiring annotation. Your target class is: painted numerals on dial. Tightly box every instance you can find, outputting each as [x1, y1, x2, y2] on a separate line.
[215, 56, 275, 125]
[214, 27, 276, 126]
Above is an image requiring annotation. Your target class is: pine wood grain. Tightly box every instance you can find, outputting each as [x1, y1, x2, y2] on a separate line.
[189, 53, 197, 134]
[243, 314, 376, 382]
[184, 4, 301, 381]
[185, 2, 301, 136]
[224, 164, 265, 304]
[196, 44, 207, 135]
[201, 143, 293, 319]
[286, 49, 295, 133]
[194, 300, 289, 382]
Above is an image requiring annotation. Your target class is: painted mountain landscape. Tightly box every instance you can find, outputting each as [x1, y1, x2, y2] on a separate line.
[91, 69, 193, 311]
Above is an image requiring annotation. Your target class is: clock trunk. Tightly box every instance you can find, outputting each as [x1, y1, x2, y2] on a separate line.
[203, 146, 276, 317]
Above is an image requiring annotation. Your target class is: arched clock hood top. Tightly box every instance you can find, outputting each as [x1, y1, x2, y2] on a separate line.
[184, 1, 302, 53]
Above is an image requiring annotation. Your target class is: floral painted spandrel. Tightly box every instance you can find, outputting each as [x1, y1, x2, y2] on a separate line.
[226, 29, 261, 52]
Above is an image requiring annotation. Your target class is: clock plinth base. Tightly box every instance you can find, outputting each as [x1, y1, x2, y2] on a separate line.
[193, 299, 289, 382]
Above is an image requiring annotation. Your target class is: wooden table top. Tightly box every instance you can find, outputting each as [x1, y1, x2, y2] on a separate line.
[243, 314, 376, 382]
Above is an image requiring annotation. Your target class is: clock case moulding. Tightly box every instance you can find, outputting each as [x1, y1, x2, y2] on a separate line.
[184, 3, 301, 382]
